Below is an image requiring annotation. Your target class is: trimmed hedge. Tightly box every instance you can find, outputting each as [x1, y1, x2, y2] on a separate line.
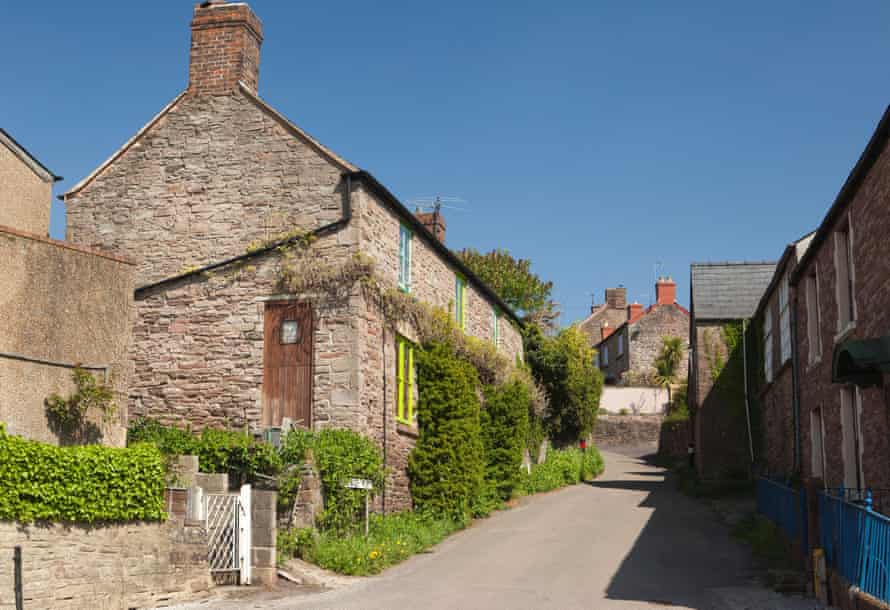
[481, 379, 530, 501]
[127, 418, 281, 484]
[0, 427, 166, 523]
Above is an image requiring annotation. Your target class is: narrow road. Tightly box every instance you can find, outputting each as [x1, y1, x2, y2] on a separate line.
[178, 451, 823, 610]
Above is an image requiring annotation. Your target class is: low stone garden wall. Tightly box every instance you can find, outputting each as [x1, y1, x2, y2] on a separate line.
[0, 518, 212, 610]
[593, 413, 663, 448]
[658, 419, 691, 462]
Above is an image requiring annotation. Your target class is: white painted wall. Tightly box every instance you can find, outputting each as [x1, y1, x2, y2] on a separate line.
[599, 386, 669, 415]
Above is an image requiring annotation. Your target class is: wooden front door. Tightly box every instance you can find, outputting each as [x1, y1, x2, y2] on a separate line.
[263, 301, 313, 428]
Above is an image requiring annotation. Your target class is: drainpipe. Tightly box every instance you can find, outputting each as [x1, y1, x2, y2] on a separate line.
[742, 319, 755, 465]
[790, 292, 802, 475]
[382, 327, 388, 513]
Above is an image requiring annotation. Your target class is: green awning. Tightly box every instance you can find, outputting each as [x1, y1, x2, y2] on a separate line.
[832, 336, 890, 386]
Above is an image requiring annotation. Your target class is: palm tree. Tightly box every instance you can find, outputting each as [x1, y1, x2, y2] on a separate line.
[654, 336, 684, 403]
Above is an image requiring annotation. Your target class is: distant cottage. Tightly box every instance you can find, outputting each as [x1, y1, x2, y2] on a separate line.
[63, 0, 522, 510]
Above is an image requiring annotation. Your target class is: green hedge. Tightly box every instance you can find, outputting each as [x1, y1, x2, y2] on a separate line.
[127, 418, 280, 484]
[408, 343, 485, 523]
[521, 446, 604, 495]
[481, 379, 530, 501]
[0, 427, 165, 523]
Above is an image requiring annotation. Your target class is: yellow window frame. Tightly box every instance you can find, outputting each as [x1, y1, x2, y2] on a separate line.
[396, 337, 415, 424]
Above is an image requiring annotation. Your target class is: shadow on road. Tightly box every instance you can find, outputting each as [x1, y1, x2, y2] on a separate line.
[590, 453, 752, 609]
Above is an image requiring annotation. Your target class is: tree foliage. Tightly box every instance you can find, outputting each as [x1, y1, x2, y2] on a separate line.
[654, 335, 685, 402]
[524, 325, 603, 446]
[456, 248, 556, 327]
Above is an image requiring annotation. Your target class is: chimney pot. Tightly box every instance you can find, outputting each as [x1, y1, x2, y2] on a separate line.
[189, 1, 264, 95]
[628, 302, 644, 322]
[655, 276, 677, 305]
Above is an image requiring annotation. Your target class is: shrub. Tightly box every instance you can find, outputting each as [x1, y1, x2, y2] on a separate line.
[311, 429, 385, 534]
[520, 446, 604, 495]
[408, 343, 485, 523]
[127, 418, 280, 485]
[481, 379, 530, 501]
[278, 511, 463, 575]
[0, 426, 165, 523]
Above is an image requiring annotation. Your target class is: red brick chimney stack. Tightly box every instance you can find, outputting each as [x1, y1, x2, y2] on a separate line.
[656, 276, 677, 305]
[628, 302, 644, 322]
[415, 209, 446, 243]
[189, 1, 264, 96]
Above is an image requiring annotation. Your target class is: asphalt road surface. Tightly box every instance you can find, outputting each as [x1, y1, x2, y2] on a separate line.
[176, 450, 826, 610]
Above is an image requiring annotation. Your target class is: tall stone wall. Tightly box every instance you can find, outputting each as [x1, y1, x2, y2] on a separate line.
[0, 519, 212, 610]
[0, 227, 134, 446]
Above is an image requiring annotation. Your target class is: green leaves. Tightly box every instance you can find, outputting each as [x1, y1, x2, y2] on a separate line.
[127, 418, 281, 485]
[455, 248, 553, 319]
[525, 325, 603, 446]
[44, 367, 117, 432]
[0, 428, 165, 523]
[520, 446, 604, 494]
[408, 343, 485, 523]
[481, 380, 530, 501]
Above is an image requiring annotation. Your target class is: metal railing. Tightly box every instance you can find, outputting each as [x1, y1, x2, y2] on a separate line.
[819, 488, 890, 604]
[757, 477, 805, 547]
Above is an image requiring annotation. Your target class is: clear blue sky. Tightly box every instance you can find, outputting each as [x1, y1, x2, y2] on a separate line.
[4, 1, 890, 325]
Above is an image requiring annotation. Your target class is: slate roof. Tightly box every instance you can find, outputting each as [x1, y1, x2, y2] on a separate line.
[690, 262, 776, 321]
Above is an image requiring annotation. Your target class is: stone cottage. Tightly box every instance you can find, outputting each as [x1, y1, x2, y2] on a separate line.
[0, 129, 134, 446]
[594, 277, 689, 386]
[689, 261, 774, 479]
[63, 0, 523, 510]
[578, 287, 630, 348]
[790, 105, 890, 507]
[749, 232, 813, 478]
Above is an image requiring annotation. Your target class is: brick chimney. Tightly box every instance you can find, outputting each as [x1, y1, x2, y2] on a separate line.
[415, 210, 446, 243]
[628, 302, 644, 322]
[601, 321, 613, 340]
[656, 276, 677, 305]
[189, 1, 264, 96]
[605, 287, 627, 310]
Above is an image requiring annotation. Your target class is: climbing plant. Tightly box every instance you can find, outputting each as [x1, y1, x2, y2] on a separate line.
[44, 367, 117, 436]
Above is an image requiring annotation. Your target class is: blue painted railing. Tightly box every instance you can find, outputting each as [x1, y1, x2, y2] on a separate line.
[819, 489, 890, 604]
[757, 477, 804, 546]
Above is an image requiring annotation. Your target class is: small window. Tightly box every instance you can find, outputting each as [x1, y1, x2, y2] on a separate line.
[806, 269, 822, 363]
[602, 345, 609, 366]
[763, 304, 774, 383]
[492, 307, 500, 347]
[454, 275, 467, 330]
[617, 334, 625, 358]
[399, 225, 412, 292]
[778, 274, 791, 364]
[835, 221, 856, 331]
[396, 336, 417, 425]
[280, 320, 300, 344]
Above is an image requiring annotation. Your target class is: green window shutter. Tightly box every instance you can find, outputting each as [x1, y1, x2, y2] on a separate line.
[455, 275, 466, 330]
[492, 307, 499, 347]
[407, 344, 415, 422]
[397, 338, 406, 423]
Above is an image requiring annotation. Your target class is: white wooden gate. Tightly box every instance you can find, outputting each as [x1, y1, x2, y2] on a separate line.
[204, 484, 252, 585]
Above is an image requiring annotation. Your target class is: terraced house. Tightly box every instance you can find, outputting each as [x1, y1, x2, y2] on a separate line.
[63, 0, 523, 510]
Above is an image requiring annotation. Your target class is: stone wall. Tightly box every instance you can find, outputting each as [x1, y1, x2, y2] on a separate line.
[593, 414, 663, 448]
[0, 226, 134, 446]
[626, 303, 689, 381]
[793, 132, 890, 495]
[131, 235, 361, 433]
[65, 92, 351, 288]
[0, 139, 52, 236]
[658, 419, 691, 462]
[0, 519, 212, 610]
